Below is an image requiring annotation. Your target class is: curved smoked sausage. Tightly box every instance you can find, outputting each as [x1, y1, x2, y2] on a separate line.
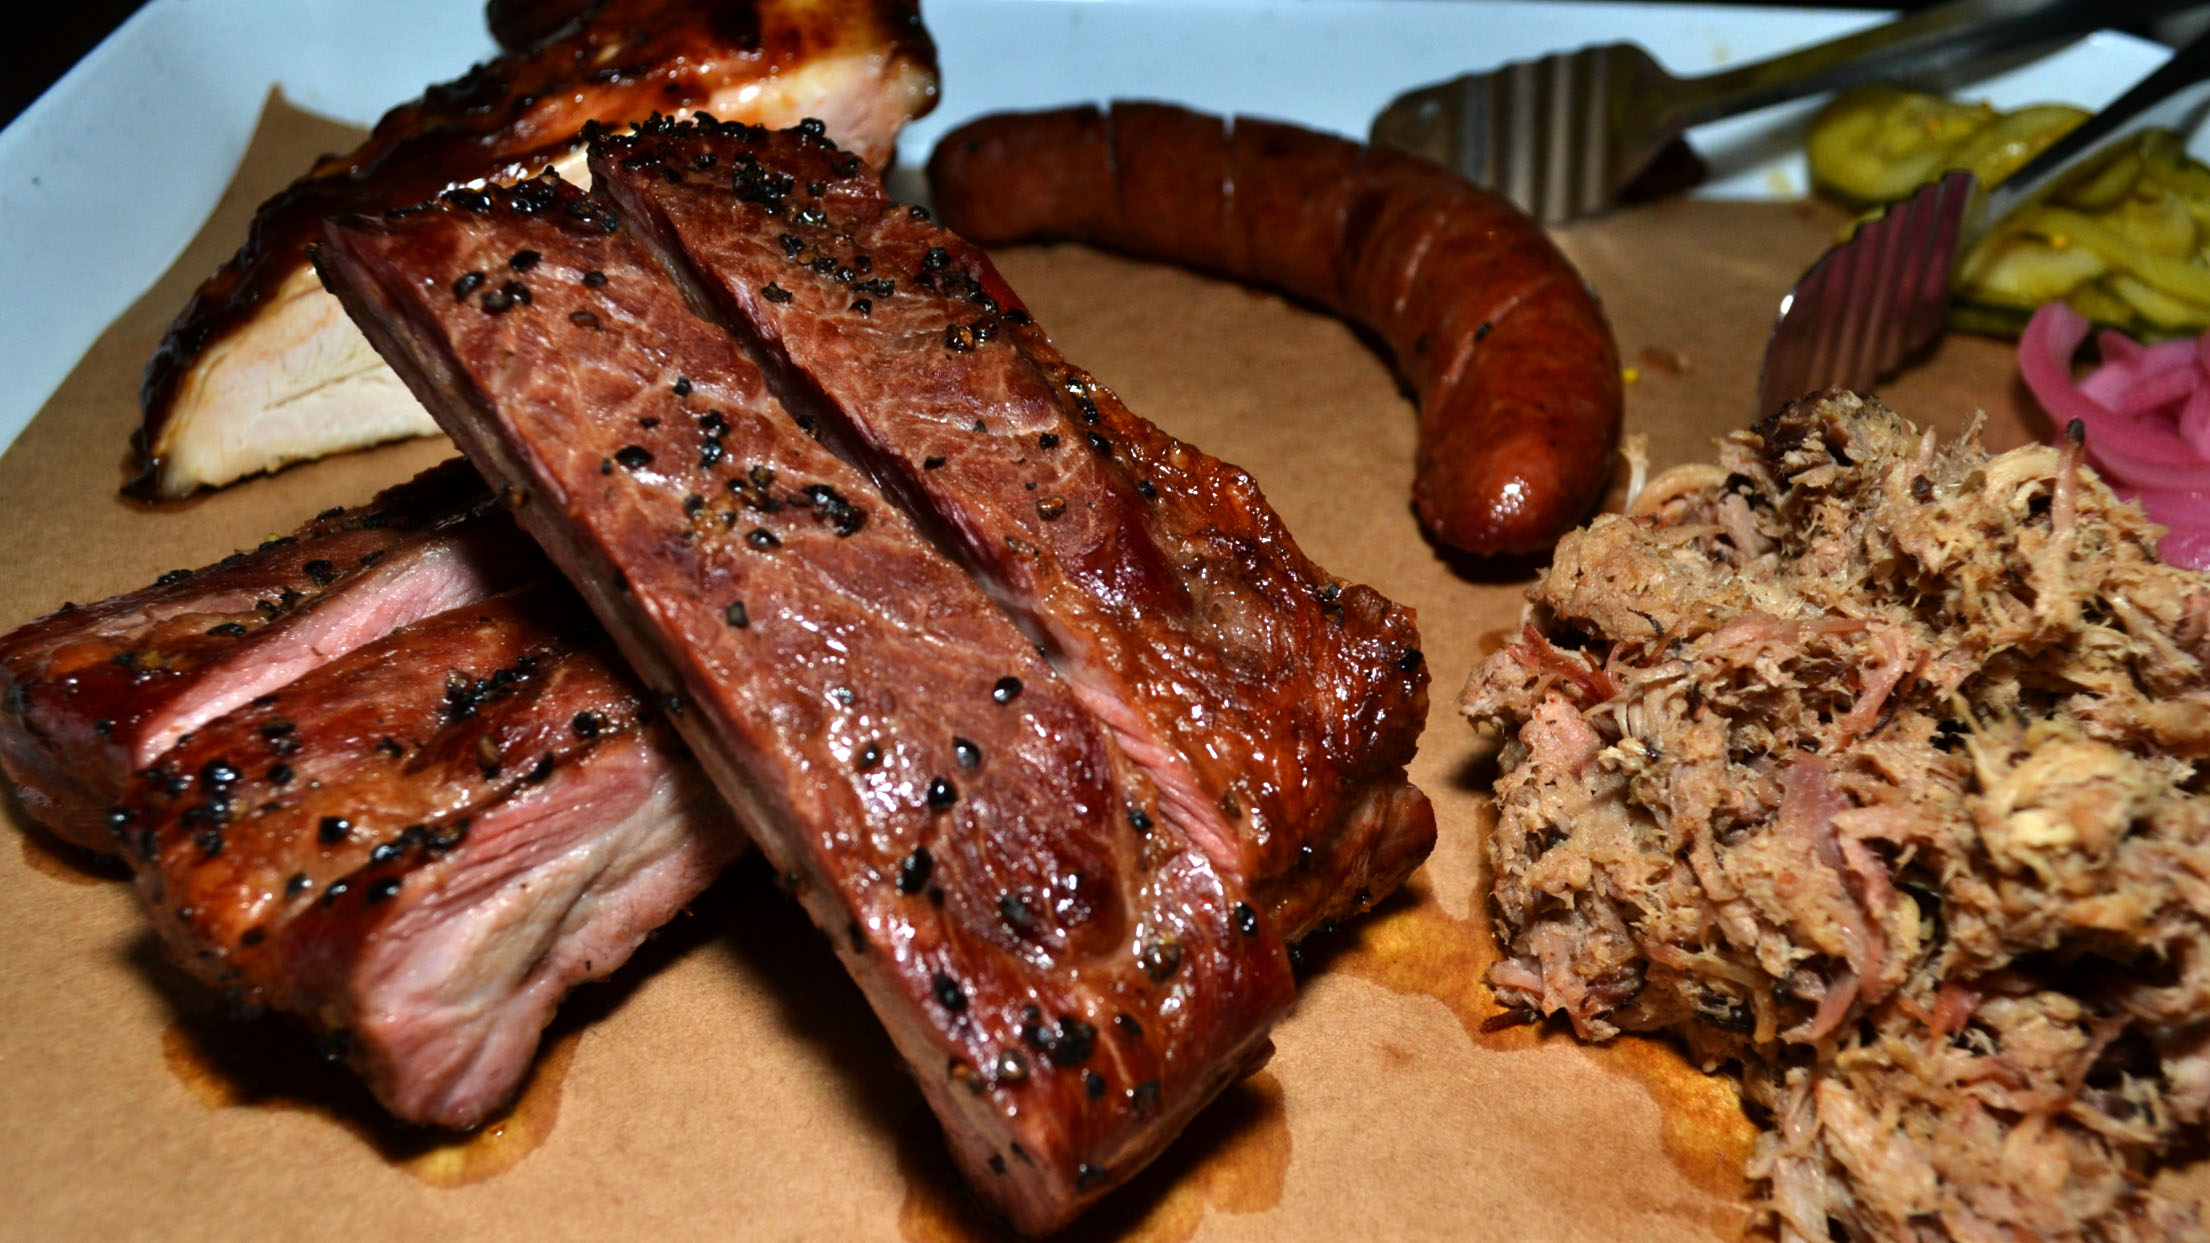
[927, 102, 1623, 557]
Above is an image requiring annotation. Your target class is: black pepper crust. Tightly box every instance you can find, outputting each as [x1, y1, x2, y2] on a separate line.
[115, 582, 739, 1129]
[317, 161, 1295, 1236]
[0, 459, 534, 852]
[591, 116, 1435, 947]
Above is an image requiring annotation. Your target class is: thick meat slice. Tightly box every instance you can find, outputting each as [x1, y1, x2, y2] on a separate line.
[0, 461, 535, 850]
[122, 585, 741, 1128]
[591, 119, 1434, 941]
[317, 171, 1295, 1233]
[136, 0, 939, 499]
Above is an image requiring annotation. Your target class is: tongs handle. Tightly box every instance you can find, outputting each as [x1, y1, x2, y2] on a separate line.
[1664, 0, 2186, 130]
[1981, 19, 2210, 223]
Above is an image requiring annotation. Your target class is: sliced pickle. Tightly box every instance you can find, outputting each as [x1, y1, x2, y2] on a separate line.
[1806, 86, 2210, 340]
[1806, 86, 2084, 206]
[1958, 234, 2107, 303]
[2108, 271, 2210, 333]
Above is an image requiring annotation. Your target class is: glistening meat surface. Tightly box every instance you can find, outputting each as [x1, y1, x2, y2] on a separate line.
[317, 170, 1295, 1234]
[136, 0, 939, 498]
[0, 461, 533, 850]
[123, 585, 742, 1128]
[593, 118, 1435, 944]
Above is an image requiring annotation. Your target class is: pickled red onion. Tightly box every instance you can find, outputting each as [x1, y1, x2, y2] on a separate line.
[2018, 303, 2210, 568]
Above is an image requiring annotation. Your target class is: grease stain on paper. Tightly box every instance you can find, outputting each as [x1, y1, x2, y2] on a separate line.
[1318, 875, 1756, 1206]
[1591, 1034, 1756, 1206]
[160, 1012, 576, 1187]
[898, 1071, 1289, 1243]
[1319, 880, 1498, 1047]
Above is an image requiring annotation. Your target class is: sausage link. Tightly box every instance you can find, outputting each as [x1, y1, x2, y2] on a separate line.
[927, 102, 1622, 555]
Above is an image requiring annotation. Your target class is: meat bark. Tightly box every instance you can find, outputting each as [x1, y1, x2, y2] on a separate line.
[317, 170, 1295, 1234]
[0, 461, 535, 850]
[590, 118, 1434, 944]
[122, 585, 742, 1128]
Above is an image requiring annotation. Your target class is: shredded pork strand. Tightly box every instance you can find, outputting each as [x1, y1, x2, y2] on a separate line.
[1462, 392, 2210, 1242]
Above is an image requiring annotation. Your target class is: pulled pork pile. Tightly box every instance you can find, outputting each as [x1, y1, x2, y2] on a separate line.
[1462, 393, 2210, 1241]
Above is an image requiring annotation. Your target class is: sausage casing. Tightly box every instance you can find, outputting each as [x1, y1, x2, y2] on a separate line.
[928, 102, 1623, 555]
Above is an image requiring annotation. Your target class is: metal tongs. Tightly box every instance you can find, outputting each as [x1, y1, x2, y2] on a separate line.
[1372, 0, 2187, 225]
[1756, 23, 2210, 416]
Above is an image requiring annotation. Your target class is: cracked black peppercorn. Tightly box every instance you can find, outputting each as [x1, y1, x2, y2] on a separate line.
[318, 816, 350, 845]
[1140, 939, 1182, 981]
[932, 971, 967, 1012]
[992, 676, 1022, 703]
[479, 280, 531, 313]
[897, 846, 932, 893]
[953, 737, 981, 768]
[926, 777, 957, 810]
[1129, 1079, 1161, 1116]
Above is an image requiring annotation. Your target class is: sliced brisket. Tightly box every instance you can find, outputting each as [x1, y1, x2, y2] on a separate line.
[122, 584, 742, 1128]
[0, 462, 535, 850]
[317, 171, 1295, 1233]
[590, 119, 1434, 942]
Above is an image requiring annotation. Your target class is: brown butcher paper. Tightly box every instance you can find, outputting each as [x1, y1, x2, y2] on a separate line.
[2, 93, 2200, 1242]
